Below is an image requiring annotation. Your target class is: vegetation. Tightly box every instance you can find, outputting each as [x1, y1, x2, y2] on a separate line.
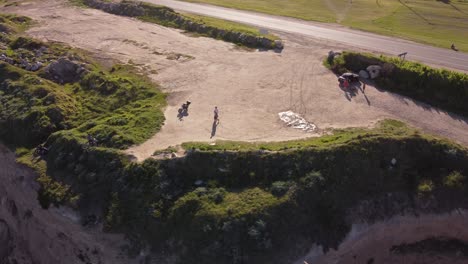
[0, 13, 165, 207]
[326, 51, 468, 117]
[180, 0, 468, 51]
[37, 118, 468, 263]
[0, 25, 166, 148]
[0, 13, 31, 33]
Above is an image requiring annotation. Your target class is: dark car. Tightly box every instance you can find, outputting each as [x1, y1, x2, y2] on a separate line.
[338, 72, 360, 84]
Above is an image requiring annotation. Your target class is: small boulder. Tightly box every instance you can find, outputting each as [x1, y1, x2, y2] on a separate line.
[30, 61, 43, 71]
[46, 58, 82, 83]
[359, 70, 370, 79]
[0, 23, 13, 34]
[274, 40, 284, 49]
[366, 65, 382, 79]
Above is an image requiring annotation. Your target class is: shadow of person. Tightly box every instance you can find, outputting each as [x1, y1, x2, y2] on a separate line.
[339, 83, 357, 101]
[363, 93, 371, 106]
[210, 120, 218, 138]
[358, 81, 372, 106]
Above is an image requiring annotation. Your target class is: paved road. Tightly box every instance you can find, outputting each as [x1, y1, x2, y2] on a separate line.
[148, 0, 468, 72]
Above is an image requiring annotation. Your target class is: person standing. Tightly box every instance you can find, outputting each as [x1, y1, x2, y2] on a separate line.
[362, 82, 366, 92]
[343, 79, 349, 89]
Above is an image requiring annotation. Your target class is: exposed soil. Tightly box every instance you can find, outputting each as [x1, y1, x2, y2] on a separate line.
[3, 0, 467, 161]
[0, 144, 138, 264]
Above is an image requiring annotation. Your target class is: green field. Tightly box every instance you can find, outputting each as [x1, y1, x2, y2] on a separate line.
[181, 0, 468, 51]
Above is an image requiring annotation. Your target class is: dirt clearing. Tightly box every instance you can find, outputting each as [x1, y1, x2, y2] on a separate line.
[3, 0, 468, 161]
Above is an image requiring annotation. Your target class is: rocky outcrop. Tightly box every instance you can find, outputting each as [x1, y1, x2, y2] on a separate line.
[359, 69, 369, 79]
[83, 0, 283, 50]
[45, 58, 87, 84]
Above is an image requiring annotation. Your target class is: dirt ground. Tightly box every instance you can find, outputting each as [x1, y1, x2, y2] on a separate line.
[298, 210, 468, 264]
[4, 0, 467, 161]
[0, 144, 140, 264]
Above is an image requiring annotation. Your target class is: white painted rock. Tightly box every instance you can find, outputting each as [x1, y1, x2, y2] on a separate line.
[366, 65, 382, 79]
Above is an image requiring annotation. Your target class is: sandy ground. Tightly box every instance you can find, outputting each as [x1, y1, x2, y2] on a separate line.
[299, 210, 468, 264]
[4, 0, 468, 161]
[0, 144, 138, 264]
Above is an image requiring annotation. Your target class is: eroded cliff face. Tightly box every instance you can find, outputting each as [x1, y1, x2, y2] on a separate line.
[0, 144, 137, 264]
[296, 210, 468, 264]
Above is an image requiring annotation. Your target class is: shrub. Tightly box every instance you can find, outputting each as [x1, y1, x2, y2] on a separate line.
[9, 36, 43, 50]
[443, 171, 465, 189]
[270, 181, 291, 197]
[418, 180, 434, 193]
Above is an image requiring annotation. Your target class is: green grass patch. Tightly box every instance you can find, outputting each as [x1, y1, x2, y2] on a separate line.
[171, 187, 286, 221]
[183, 0, 335, 23]
[182, 119, 417, 151]
[0, 13, 31, 33]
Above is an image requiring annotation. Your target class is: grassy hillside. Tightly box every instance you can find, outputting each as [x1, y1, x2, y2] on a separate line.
[180, 0, 468, 51]
[0, 13, 166, 207]
[0, 14, 166, 148]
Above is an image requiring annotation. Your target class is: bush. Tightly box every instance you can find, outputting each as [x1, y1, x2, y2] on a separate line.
[443, 171, 465, 189]
[9, 36, 43, 50]
[270, 181, 291, 197]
